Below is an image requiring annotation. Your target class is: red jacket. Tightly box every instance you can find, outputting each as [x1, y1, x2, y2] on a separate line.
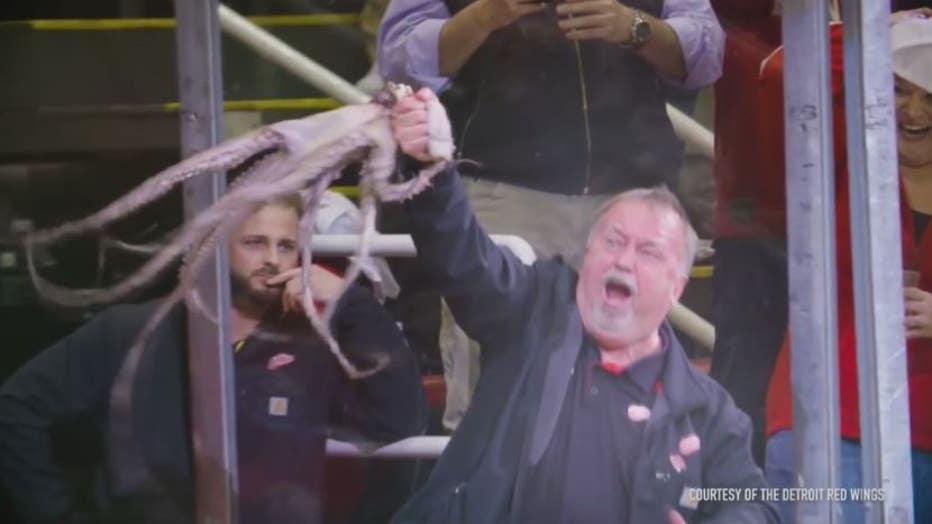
[764, 25, 932, 451]
[712, 11, 784, 238]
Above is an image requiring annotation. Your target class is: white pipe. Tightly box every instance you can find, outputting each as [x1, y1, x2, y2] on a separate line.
[666, 103, 715, 159]
[311, 234, 537, 266]
[668, 302, 715, 351]
[218, 4, 715, 159]
[326, 436, 449, 458]
[217, 4, 369, 105]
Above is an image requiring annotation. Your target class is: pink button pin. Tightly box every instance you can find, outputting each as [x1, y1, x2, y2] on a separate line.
[670, 453, 686, 473]
[627, 404, 651, 422]
[679, 434, 701, 456]
[267, 353, 295, 371]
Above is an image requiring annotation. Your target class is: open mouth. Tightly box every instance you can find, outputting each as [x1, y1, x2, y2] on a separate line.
[602, 276, 635, 306]
[899, 122, 931, 141]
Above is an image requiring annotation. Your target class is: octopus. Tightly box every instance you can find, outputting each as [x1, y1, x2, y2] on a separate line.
[21, 84, 453, 404]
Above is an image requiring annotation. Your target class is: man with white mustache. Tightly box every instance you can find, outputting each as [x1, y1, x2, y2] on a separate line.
[388, 89, 778, 524]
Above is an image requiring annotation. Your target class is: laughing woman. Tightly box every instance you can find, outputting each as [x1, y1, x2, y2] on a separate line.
[894, 14, 932, 524]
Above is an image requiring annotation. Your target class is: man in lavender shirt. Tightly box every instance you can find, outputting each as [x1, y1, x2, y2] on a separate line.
[379, 0, 723, 265]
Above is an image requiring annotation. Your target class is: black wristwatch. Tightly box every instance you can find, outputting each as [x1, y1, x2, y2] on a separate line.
[620, 9, 651, 50]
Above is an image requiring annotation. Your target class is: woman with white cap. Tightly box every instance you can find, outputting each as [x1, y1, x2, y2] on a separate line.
[889, 12, 932, 524]
[894, 13, 932, 237]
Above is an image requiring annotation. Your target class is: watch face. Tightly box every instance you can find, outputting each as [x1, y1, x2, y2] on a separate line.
[634, 20, 652, 42]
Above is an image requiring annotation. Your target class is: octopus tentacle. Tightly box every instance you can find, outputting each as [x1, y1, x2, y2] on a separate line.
[322, 177, 376, 329]
[297, 174, 383, 379]
[29, 128, 284, 247]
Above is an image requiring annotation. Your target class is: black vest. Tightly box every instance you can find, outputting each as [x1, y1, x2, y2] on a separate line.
[441, 0, 683, 195]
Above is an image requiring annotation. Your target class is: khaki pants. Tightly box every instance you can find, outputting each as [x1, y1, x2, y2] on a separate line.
[464, 178, 614, 266]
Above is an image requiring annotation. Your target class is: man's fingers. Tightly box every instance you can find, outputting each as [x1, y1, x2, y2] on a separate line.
[395, 123, 429, 143]
[266, 267, 301, 285]
[515, 3, 546, 15]
[393, 108, 428, 127]
[400, 137, 431, 159]
[558, 13, 612, 30]
[904, 313, 931, 330]
[393, 124, 431, 159]
[394, 94, 425, 110]
[564, 27, 609, 40]
[414, 87, 435, 102]
[557, 0, 610, 16]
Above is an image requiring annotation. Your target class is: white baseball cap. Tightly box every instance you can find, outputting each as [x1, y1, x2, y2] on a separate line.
[891, 17, 932, 92]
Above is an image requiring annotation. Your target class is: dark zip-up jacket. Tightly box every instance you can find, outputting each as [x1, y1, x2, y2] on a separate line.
[0, 286, 427, 524]
[441, 0, 683, 195]
[393, 169, 780, 523]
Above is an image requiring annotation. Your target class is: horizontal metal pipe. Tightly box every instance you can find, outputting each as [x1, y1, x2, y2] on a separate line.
[326, 436, 449, 459]
[218, 4, 368, 106]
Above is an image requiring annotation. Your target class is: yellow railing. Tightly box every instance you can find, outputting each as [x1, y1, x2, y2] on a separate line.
[1, 14, 359, 31]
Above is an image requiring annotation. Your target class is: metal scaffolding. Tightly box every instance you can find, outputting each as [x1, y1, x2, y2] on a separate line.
[782, 3, 842, 522]
[174, 0, 239, 522]
[842, 1, 915, 523]
[783, 1, 915, 523]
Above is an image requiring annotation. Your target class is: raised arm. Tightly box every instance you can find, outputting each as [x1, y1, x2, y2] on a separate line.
[392, 89, 539, 341]
[0, 308, 132, 523]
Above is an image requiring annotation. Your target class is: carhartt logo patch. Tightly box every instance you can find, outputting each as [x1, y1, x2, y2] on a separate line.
[679, 486, 700, 510]
[269, 396, 289, 416]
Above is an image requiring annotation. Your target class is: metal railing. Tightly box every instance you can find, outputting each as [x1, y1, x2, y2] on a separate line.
[326, 435, 449, 459]
[217, 4, 368, 105]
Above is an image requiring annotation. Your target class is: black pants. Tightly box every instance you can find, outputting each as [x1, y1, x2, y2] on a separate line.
[710, 237, 788, 466]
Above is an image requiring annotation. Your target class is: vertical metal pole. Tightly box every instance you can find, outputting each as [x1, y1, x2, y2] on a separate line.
[782, 2, 842, 523]
[174, 1, 238, 523]
[840, 2, 915, 523]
